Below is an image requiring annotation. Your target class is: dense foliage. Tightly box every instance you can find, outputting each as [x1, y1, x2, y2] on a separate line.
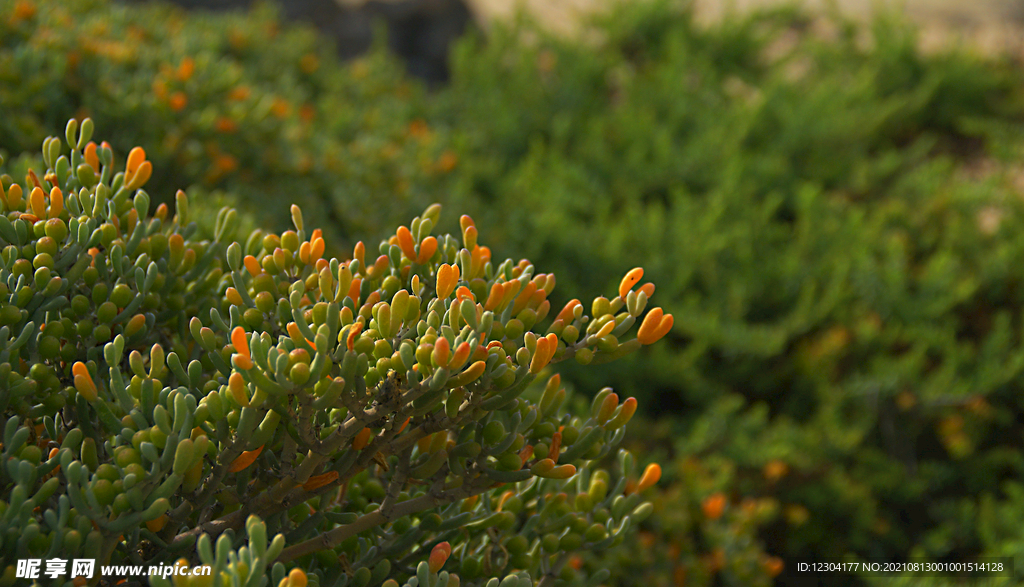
[4, 0, 1024, 585]
[0, 121, 676, 587]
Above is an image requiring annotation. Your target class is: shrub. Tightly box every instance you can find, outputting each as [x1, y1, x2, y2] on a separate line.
[431, 2, 1024, 581]
[0, 120, 674, 587]
[0, 0, 448, 248]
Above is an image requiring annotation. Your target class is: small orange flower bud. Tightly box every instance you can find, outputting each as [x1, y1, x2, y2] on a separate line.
[228, 372, 249, 407]
[126, 147, 146, 176]
[352, 427, 372, 451]
[764, 557, 784, 577]
[310, 237, 325, 263]
[226, 287, 244, 307]
[702, 492, 726, 520]
[619, 267, 644, 300]
[243, 255, 261, 277]
[417, 236, 437, 264]
[231, 326, 249, 358]
[637, 307, 674, 345]
[228, 445, 263, 473]
[72, 362, 97, 401]
[84, 142, 99, 172]
[432, 337, 451, 368]
[429, 542, 452, 573]
[396, 226, 416, 259]
[29, 186, 45, 218]
[48, 187, 63, 218]
[302, 471, 339, 491]
[637, 463, 662, 493]
[353, 241, 365, 268]
[436, 263, 459, 300]
[288, 569, 308, 587]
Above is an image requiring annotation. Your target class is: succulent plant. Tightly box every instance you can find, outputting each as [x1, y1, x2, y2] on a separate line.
[0, 120, 672, 587]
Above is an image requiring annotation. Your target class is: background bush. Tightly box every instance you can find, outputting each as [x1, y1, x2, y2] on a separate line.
[5, 0, 1024, 584]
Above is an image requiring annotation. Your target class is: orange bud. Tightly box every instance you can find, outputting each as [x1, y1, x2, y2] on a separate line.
[353, 241, 365, 267]
[231, 326, 249, 358]
[288, 569, 308, 587]
[302, 471, 339, 491]
[228, 445, 264, 473]
[226, 287, 244, 307]
[463, 225, 478, 250]
[597, 392, 619, 424]
[764, 557, 784, 578]
[352, 427, 372, 451]
[637, 463, 662, 493]
[228, 372, 249, 407]
[126, 146, 146, 176]
[72, 361, 97, 401]
[638, 282, 655, 298]
[348, 278, 362, 304]
[243, 255, 261, 277]
[84, 142, 99, 172]
[702, 492, 726, 520]
[310, 237, 325, 262]
[346, 321, 363, 352]
[429, 541, 452, 573]
[529, 333, 558, 374]
[459, 215, 475, 233]
[396, 226, 416, 259]
[511, 282, 537, 316]
[484, 282, 504, 311]
[519, 445, 535, 467]
[417, 236, 437, 264]
[232, 354, 254, 370]
[145, 515, 168, 533]
[299, 241, 311, 265]
[436, 264, 459, 300]
[605, 397, 637, 429]
[619, 267, 644, 300]
[637, 307, 673, 345]
[548, 431, 562, 464]
[449, 342, 471, 370]
[48, 187, 63, 218]
[543, 464, 576, 479]
[450, 360, 486, 386]
[455, 286, 474, 302]
[555, 299, 581, 323]
[125, 161, 151, 190]
[29, 186, 45, 218]
[432, 337, 451, 368]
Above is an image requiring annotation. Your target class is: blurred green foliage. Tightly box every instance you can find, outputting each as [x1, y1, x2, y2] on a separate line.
[4, 0, 1024, 584]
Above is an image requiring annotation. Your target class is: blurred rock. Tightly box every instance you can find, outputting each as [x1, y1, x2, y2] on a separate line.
[120, 0, 474, 83]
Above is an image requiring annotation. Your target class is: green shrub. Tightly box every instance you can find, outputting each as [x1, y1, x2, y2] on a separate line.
[0, 0, 449, 247]
[7, 0, 1024, 583]
[429, 2, 1024, 581]
[0, 120, 675, 587]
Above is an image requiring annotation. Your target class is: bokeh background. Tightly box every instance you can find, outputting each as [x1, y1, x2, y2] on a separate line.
[3, 0, 1024, 585]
